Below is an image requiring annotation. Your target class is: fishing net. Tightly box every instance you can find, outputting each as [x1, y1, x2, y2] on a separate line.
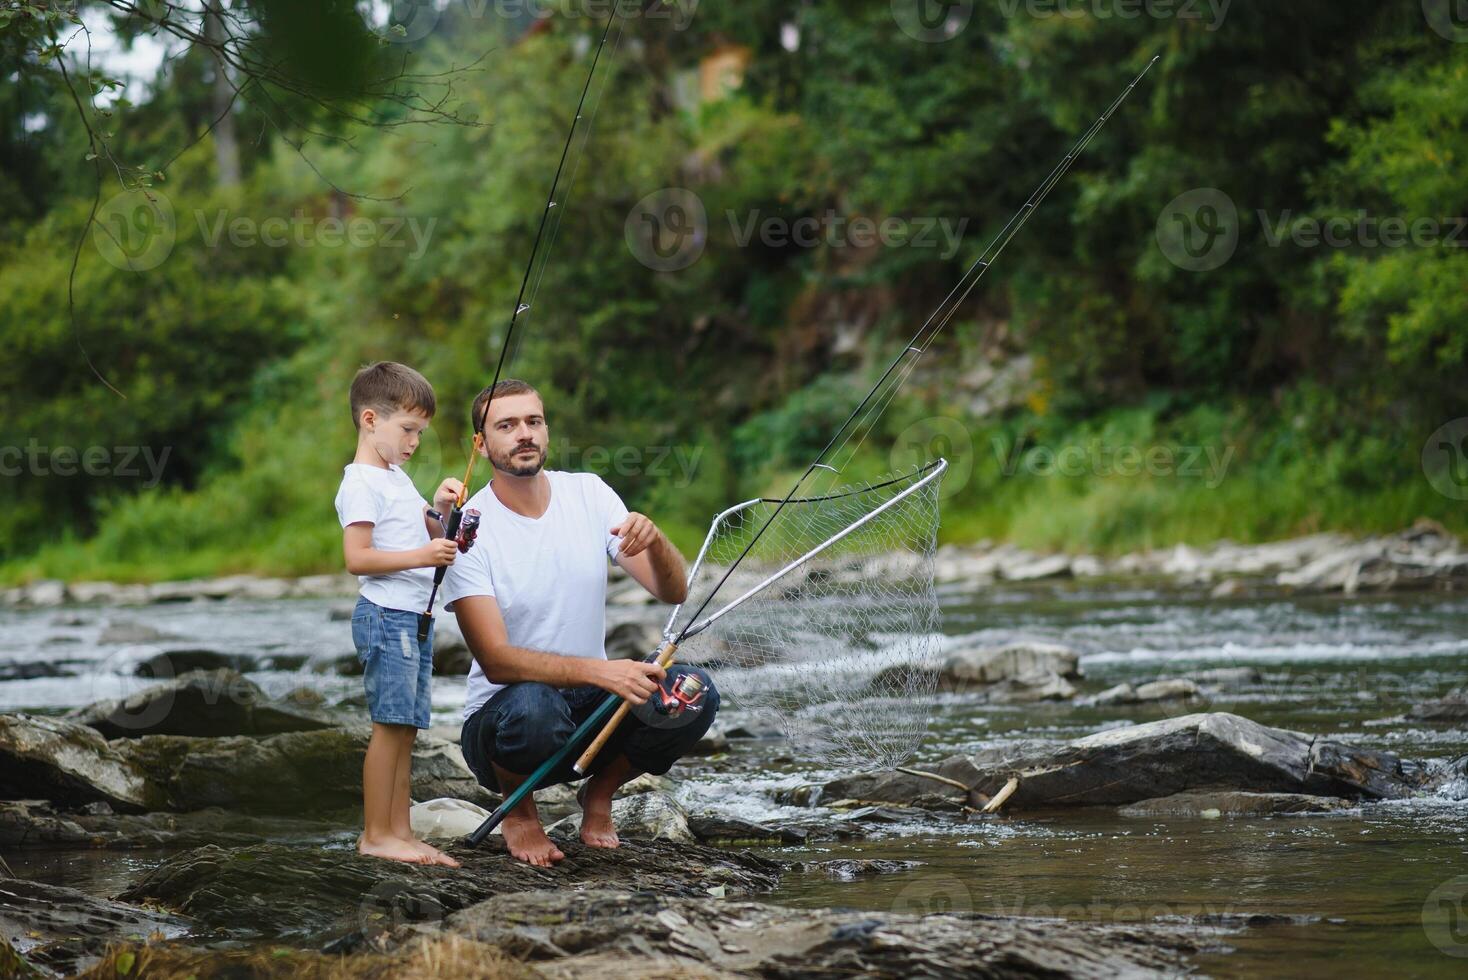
[670, 460, 946, 769]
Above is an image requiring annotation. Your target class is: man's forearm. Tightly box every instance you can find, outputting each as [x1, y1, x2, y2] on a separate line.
[646, 532, 688, 604]
[471, 644, 607, 689]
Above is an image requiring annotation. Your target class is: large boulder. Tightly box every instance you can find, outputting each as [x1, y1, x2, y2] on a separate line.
[821, 713, 1422, 810]
[69, 669, 340, 739]
[445, 888, 1196, 978]
[871, 641, 1083, 703]
[0, 715, 148, 812]
[119, 840, 782, 945]
[1118, 791, 1359, 818]
[124, 728, 491, 814]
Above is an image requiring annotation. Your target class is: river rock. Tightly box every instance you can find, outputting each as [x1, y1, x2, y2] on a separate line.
[0, 714, 147, 812]
[1188, 666, 1262, 688]
[431, 628, 473, 675]
[930, 641, 1082, 702]
[132, 649, 248, 676]
[0, 799, 346, 850]
[120, 839, 782, 945]
[685, 814, 808, 844]
[410, 798, 491, 840]
[1081, 678, 1201, 706]
[544, 792, 694, 843]
[69, 669, 340, 739]
[1408, 690, 1468, 722]
[604, 619, 663, 661]
[1119, 791, 1359, 817]
[818, 713, 1421, 810]
[0, 660, 81, 682]
[445, 888, 1196, 978]
[0, 875, 189, 976]
[98, 620, 180, 645]
[123, 727, 491, 814]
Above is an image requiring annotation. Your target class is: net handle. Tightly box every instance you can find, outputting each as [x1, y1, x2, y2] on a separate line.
[677, 458, 948, 643]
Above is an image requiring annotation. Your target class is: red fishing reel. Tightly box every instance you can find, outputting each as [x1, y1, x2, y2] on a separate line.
[457, 508, 481, 553]
[652, 670, 707, 718]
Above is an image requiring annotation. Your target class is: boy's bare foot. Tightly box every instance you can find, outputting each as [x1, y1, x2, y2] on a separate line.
[358, 833, 434, 865]
[414, 840, 462, 868]
[500, 813, 564, 867]
[578, 782, 620, 849]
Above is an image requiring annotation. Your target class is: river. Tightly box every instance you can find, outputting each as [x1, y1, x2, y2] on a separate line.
[2, 582, 1465, 977]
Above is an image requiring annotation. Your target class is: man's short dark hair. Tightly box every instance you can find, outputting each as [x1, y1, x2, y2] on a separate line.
[472, 378, 541, 433]
[350, 362, 436, 429]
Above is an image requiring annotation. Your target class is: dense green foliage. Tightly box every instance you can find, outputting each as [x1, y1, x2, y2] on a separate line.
[2, 1, 1465, 581]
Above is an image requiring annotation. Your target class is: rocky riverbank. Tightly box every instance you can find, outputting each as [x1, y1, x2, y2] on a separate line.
[5, 519, 1466, 610]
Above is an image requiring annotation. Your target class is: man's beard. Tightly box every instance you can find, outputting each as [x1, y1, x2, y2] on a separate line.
[492, 443, 546, 477]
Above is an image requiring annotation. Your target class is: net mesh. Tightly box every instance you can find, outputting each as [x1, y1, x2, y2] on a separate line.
[671, 462, 945, 769]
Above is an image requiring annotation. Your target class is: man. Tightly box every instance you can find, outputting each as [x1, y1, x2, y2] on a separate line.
[442, 379, 718, 866]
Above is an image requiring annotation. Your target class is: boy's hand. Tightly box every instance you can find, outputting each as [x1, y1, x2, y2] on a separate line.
[421, 538, 459, 568]
[434, 478, 465, 513]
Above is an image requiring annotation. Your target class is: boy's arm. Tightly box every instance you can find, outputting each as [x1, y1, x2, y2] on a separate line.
[452, 595, 664, 704]
[424, 477, 466, 539]
[343, 523, 456, 575]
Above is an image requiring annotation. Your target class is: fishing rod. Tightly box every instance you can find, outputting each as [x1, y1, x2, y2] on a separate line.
[465, 56, 1160, 846]
[417, 5, 624, 642]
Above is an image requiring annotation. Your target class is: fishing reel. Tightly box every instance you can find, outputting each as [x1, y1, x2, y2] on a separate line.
[456, 508, 481, 553]
[632, 665, 711, 730]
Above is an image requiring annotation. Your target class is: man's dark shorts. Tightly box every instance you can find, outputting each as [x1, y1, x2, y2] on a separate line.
[460, 666, 719, 791]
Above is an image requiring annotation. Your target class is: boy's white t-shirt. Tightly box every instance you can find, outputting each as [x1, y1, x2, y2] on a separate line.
[334, 462, 434, 613]
[440, 470, 629, 719]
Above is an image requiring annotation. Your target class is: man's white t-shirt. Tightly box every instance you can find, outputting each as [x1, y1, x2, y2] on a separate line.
[441, 470, 629, 719]
[334, 463, 434, 612]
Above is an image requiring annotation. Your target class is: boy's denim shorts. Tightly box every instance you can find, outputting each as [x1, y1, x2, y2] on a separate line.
[351, 596, 433, 729]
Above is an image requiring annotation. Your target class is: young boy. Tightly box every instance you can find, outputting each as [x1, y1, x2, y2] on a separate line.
[335, 361, 463, 867]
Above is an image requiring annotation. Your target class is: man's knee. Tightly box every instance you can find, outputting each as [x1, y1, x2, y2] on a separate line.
[495, 683, 573, 773]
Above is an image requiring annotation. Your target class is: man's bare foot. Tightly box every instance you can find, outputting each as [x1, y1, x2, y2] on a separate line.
[578, 782, 620, 849]
[500, 813, 564, 867]
[358, 833, 433, 865]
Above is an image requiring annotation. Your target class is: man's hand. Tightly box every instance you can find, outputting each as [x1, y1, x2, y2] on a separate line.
[419, 538, 459, 568]
[434, 477, 466, 514]
[610, 512, 662, 559]
[593, 659, 666, 704]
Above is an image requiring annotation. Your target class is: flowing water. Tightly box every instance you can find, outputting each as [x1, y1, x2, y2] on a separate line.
[3, 583, 1466, 977]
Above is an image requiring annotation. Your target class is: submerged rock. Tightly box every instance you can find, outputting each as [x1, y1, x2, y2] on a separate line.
[0, 876, 188, 976]
[1119, 791, 1359, 818]
[1409, 690, 1468, 722]
[444, 888, 1196, 978]
[69, 669, 340, 739]
[120, 840, 782, 945]
[871, 641, 1083, 703]
[0, 715, 147, 812]
[1081, 678, 1201, 706]
[0, 799, 347, 850]
[819, 712, 1422, 810]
